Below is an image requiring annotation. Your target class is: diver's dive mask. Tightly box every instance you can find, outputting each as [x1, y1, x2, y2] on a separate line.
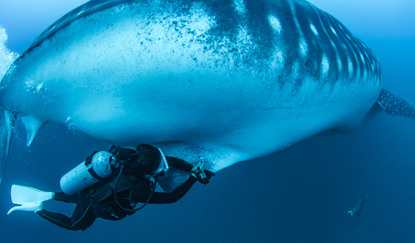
[146, 148, 169, 177]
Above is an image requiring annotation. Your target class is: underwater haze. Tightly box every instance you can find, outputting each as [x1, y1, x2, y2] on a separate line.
[0, 0, 415, 242]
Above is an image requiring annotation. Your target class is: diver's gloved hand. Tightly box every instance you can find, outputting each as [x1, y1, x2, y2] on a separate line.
[7, 202, 44, 215]
[191, 161, 215, 185]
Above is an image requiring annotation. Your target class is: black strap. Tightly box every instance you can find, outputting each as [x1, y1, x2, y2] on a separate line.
[113, 164, 156, 213]
[88, 167, 106, 180]
[84, 150, 106, 180]
[108, 145, 121, 154]
[84, 151, 99, 166]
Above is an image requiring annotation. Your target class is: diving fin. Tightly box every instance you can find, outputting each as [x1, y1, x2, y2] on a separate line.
[7, 185, 54, 215]
[10, 184, 54, 204]
[7, 202, 43, 215]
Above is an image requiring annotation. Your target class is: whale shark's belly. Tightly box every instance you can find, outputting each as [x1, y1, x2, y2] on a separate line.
[0, 0, 382, 171]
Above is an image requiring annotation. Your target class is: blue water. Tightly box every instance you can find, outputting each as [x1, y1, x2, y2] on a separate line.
[0, 1, 415, 242]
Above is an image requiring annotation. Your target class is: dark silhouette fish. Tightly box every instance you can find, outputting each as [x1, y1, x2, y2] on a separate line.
[347, 192, 373, 217]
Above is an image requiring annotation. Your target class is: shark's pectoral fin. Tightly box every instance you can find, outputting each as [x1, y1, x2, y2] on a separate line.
[0, 107, 13, 183]
[377, 89, 415, 119]
[20, 115, 47, 146]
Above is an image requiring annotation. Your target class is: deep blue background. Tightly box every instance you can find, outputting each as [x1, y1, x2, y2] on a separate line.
[0, 0, 414, 242]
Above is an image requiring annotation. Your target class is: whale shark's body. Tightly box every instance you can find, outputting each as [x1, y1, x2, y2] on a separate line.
[0, 0, 414, 188]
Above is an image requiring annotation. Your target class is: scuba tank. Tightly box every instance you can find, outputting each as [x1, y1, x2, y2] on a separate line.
[60, 151, 118, 195]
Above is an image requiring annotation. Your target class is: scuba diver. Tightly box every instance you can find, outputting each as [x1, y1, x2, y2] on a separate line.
[7, 144, 214, 231]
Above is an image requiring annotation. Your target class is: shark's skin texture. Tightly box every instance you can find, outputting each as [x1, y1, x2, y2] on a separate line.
[0, 0, 412, 188]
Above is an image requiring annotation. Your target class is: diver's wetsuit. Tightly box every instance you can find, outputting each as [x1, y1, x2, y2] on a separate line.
[36, 156, 197, 231]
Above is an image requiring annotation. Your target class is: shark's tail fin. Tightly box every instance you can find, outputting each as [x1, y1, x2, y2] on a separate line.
[0, 108, 13, 183]
[347, 210, 353, 217]
[376, 89, 415, 120]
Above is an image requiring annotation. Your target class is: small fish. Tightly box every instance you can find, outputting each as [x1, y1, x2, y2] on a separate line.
[347, 192, 373, 217]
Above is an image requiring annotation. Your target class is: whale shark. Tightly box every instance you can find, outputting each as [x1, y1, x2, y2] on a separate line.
[0, 0, 414, 189]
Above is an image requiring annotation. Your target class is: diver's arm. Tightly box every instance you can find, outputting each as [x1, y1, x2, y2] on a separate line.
[130, 176, 197, 204]
[130, 160, 214, 204]
[166, 157, 193, 172]
[167, 157, 215, 184]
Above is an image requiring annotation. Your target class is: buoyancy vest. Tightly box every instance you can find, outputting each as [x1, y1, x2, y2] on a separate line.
[87, 147, 154, 220]
[88, 173, 152, 220]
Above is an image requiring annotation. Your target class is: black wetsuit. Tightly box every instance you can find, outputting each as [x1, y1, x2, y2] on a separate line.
[36, 154, 196, 231]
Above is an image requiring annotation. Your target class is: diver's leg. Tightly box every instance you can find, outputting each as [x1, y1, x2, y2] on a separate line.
[53, 192, 79, 203]
[36, 191, 97, 231]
